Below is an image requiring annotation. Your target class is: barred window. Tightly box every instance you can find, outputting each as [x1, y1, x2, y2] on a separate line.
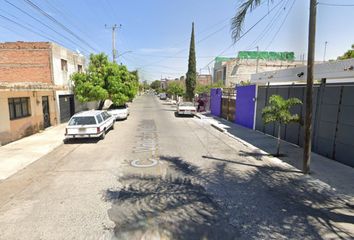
[8, 97, 31, 120]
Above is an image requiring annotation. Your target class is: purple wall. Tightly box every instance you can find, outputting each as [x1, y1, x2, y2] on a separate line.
[210, 88, 222, 117]
[235, 85, 256, 129]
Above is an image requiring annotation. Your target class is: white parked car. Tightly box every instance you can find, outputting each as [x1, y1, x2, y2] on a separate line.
[107, 104, 130, 120]
[176, 102, 196, 116]
[65, 110, 115, 141]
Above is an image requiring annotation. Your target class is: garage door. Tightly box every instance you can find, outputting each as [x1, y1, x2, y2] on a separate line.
[59, 95, 75, 122]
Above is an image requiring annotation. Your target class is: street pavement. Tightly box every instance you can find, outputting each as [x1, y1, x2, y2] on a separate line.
[0, 94, 353, 240]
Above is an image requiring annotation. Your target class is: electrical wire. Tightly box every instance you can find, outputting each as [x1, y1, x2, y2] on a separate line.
[22, 0, 99, 52]
[265, 0, 296, 50]
[42, 0, 101, 51]
[3, 0, 92, 54]
[245, 0, 290, 50]
[201, 0, 285, 70]
[318, 2, 354, 7]
[0, 13, 59, 44]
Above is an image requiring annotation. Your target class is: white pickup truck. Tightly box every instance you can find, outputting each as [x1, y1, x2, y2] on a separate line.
[64, 110, 115, 141]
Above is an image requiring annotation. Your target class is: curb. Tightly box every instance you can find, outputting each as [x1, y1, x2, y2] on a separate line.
[211, 123, 226, 133]
[194, 112, 211, 120]
[194, 113, 204, 119]
[208, 120, 283, 163]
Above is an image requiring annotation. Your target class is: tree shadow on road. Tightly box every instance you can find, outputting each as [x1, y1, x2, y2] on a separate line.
[103, 155, 354, 239]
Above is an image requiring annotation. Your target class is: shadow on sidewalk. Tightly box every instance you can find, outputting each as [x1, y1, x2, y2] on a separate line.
[103, 155, 354, 239]
[201, 155, 302, 174]
[204, 116, 354, 198]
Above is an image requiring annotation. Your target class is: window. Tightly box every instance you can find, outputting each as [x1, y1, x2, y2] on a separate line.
[61, 59, 68, 71]
[68, 116, 97, 125]
[77, 64, 83, 73]
[8, 97, 31, 120]
[96, 114, 103, 123]
[101, 112, 110, 120]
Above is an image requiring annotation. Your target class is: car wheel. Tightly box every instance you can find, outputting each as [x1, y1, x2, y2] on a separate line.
[111, 123, 115, 130]
[100, 130, 106, 140]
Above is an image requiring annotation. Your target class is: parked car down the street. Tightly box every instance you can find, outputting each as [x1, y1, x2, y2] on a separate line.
[107, 103, 130, 120]
[176, 102, 196, 116]
[64, 110, 115, 141]
[159, 92, 167, 100]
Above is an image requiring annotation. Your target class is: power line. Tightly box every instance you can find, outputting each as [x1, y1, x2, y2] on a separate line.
[265, 0, 296, 50]
[202, 0, 285, 70]
[130, 53, 218, 59]
[318, 2, 354, 7]
[42, 0, 101, 51]
[245, 0, 290, 50]
[138, 16, 238, 68]
[22, 0, 98, 52]
[0, 13, 59, 44]
[3, 0, 91, 53]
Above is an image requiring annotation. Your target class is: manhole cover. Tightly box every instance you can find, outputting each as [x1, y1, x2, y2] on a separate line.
[131, 159, 158, 168]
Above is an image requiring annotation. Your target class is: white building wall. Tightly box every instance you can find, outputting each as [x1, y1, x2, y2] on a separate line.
[50, 43, 85, 89]
[251, 58, 354, 84]
[50, 43, 86, 123]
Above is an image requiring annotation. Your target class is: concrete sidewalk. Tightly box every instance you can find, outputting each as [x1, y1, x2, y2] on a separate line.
[196, 113, 354, 199]
[0, 124, 66, 181]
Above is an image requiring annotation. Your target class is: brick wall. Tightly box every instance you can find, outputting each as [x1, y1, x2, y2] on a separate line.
[197, 75, 212, 86]
[0, 42, 52, 84]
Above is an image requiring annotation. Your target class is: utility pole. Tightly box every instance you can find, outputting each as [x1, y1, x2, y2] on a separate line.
[303, 0, 317, 174]
[256, 46, 259, 73]
[323, 41, 328, 62]
[105, 24, 121, 63]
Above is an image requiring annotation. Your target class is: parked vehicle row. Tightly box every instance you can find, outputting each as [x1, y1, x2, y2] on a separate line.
[64, 103, 130, 142]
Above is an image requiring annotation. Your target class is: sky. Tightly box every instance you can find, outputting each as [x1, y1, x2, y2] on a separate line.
[0, 0, 353, 82]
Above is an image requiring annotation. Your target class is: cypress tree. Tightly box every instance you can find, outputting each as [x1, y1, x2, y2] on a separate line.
[186, 22, 196, 101]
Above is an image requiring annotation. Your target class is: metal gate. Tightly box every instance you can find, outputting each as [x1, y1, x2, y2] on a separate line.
[59, 94, 75, 123]
[42, 96, 50, 128]
[255, 83, 354, 167]
[235, 85, 256, 129]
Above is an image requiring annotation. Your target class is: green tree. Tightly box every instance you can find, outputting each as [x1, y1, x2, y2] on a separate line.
[71, 53, 138, 109]
[195, 81, 225, 94]
[167, 81, 184, 99]
[262, 95, 302, 156]
[337, 44, 354, 60]
[195, 84, 210, 94]
[150, 80, 161, 90]
[186, 22, 197, 101]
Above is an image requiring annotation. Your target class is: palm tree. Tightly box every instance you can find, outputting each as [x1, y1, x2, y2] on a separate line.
[231, 0, 317, 174]
[262, 95, 302, 156]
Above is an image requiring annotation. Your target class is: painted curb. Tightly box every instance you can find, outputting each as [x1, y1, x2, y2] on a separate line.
[211, 123, 226, 133]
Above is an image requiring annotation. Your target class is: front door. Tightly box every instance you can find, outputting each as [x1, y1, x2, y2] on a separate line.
[42, 96, 50, 128]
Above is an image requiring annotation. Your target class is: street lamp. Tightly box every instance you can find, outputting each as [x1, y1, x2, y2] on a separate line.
[117, 51, 132, 58]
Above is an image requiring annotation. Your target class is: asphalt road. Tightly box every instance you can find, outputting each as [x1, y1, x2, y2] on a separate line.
[0, 94, 353, 240]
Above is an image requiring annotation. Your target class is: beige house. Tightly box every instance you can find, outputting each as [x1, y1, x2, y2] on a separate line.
[213, 52, 305, 87]
[0, 41, 88, 145]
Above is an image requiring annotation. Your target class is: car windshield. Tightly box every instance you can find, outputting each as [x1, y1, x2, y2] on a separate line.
[180, 102, 194, 106]
[68, 116, 96, 125]
[108, 104, 127, 110]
